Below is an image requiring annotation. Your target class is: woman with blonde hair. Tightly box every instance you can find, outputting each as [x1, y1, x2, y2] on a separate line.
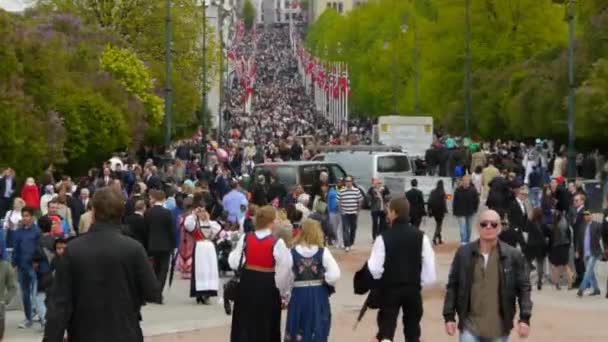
[229, 205, 291, 342]
[285, 219, 340, 342]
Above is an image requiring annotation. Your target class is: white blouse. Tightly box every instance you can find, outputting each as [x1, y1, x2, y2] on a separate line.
[3, 210, 22, 230]
[228, 229, 291, 297]
[184, 214, 221, 239]
[285, 245, 341, 291]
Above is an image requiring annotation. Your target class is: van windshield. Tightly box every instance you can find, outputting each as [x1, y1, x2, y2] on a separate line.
[377, 155, 410, 173]
[254, 165, 297, 187]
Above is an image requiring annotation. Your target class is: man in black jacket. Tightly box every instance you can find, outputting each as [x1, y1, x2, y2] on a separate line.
[405, 179, 425, 229]
[443, 209, 532, 341]
[43, 187, 158, 342]
[124, 199, 148, 250]
[367, 198, 436, 342]
[144, 190, 176, 302]
[571, 193, 587, 288]
[501, 187, 528, 249]
[453, 175, 479, 245]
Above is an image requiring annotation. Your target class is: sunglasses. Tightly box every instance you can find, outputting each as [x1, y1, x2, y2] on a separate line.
[480, 221, 499, 229]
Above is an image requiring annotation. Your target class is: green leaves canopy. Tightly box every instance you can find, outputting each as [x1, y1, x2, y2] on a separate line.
[307, 0, 608, 145]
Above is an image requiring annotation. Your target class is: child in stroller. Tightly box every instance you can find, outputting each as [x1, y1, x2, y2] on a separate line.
[215, 218, 241, 277]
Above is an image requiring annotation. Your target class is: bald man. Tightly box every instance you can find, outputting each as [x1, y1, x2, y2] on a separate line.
[443, 210, 532, 341]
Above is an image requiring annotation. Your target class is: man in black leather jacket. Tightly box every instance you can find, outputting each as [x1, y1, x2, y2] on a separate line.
[443, 209, 532, 341]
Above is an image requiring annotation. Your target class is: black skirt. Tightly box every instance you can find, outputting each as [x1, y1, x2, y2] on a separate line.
[549, 245, 570, 266]
[230, 269, 281, 342]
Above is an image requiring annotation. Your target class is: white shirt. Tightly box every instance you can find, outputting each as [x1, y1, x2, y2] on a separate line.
[285, 245, 341, 291]
[40, 194, 57, 216]
[367, 233, 437, 288]
[228, 229, 291, 296]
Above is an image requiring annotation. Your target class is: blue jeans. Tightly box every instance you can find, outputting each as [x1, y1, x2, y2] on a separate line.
[457, 216, 474, 244]
[18, 268, 36, 321]
[579, 256, 600, 293]
[528, 187, 541, 208]
[460, 329, 508, 342]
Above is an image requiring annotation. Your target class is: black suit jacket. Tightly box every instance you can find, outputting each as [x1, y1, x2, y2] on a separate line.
[144, 205, 176, 253]
[405, 188, 425, 219]
[43, 223, 158, 342]
[507, 199, 528, 230]
[124, 213, 148, 251]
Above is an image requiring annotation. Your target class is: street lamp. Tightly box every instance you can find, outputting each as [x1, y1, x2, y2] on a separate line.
[200, 0, 210, 141]
[164, 0, 173, 150]
[464, 0, 471, 137]
[384, 19, 408, 116]
[567, 0, 576, 180]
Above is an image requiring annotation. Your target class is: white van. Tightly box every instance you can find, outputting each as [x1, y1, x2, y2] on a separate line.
[311, 151, 414, 192]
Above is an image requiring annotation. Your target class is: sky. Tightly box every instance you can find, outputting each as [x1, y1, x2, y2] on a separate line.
[0, 0, 32, 12]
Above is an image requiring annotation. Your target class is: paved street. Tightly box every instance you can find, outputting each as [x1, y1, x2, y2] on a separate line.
[6, 211, 608, 341]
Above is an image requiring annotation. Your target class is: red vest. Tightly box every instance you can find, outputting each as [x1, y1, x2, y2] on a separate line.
[245, 234, 275, 269]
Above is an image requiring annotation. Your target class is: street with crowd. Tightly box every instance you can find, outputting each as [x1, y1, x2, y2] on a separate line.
[0, 25, 607, 342]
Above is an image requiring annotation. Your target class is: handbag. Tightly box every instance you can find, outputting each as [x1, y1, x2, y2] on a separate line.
[223, 233, 248, 302]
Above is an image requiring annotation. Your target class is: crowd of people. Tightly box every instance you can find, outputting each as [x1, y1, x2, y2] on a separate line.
[0, 23, 604, 342]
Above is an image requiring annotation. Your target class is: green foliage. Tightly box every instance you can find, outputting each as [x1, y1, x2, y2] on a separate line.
[100, 45, 164, 126]
[307, 0, 608, 144]
[243, 0, 256, 30]
[40, 0, 221, 144]
[0, 11, 141, 177]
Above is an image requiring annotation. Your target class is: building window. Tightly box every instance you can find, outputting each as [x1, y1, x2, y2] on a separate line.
[337, 2, 343, 13]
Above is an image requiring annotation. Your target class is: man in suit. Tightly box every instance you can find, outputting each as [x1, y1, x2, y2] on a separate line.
[124, 200, 148, 250]
[144, 167, 163, 191]
[405, 179, 425, 230]
[502, 186, 528, 249]
[571, 193, 587, 288]
[0, 168, 16, 218]
[43, 186, 158, 342]
[576, 210, 604, 297]
[144, 190, 176, 303]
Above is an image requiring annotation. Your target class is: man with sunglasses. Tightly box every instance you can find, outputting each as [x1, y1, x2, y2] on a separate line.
[443, 209, 532, 342]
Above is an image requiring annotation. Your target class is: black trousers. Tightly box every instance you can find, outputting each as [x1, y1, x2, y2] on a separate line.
[150, 251, 171, 294]
[371, 210, 387, 240]
[376, 287, 423, 342]
[342, 214, 358, 247]
[574, 256, 585, 286]
[410, 215, 423, 230]
[433, 215, 444, 239]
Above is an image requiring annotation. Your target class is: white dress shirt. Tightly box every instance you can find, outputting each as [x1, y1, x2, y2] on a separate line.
[367, 234, 437, 288]
[285, 245, 341, 291]
[228, 229, 291, 296]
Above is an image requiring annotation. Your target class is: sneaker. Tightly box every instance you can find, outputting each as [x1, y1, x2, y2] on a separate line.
[32, 314, 40, 322]
[590, 290, 601, 296]
[345, 246, 351, 252]
[18, 320, 33, 329]
[576, 290, 584, 298]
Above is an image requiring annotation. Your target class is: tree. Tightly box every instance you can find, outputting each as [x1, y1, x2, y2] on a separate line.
[243, 0, 255, 30]
[38, 0, 221, 144]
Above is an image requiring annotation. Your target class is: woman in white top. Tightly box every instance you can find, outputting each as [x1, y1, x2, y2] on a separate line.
[3, 197, 25, 248]
[184, 207, 221, 304]
[472, 165, 484, 196]
[285, 219, 340, 342]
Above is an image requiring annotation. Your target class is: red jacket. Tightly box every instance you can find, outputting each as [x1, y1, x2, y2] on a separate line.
[21, 184, 40, 209]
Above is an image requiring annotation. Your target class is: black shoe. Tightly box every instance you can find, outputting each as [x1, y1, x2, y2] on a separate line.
[577, 290, 584, 298]
[537, 283, 542, 291]
[432, 237, 438, 246]
[439, 238, 444, 245]
[555, 284, 561, 291]
[590, 290, 601, 296]
[223, 299, 232, 315]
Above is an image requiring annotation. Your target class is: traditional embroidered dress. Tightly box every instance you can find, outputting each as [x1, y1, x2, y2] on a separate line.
[285, 246, 340, 342]
[184, 214, 221, 298]
[177, 214, 195, 279]
[228, 230, 291, 342]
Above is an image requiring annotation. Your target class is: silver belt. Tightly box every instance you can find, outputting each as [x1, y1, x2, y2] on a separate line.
[293, 280, 324, 288]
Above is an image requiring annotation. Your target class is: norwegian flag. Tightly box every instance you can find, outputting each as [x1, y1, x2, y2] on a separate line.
[332, 65, 340, 99]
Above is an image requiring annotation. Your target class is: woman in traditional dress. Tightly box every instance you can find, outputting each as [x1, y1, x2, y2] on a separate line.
[184, 207, 221, 304]
[285, 219, 340, 342]
[176, 198, 195, 279]
[228, 205, 291, 342]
